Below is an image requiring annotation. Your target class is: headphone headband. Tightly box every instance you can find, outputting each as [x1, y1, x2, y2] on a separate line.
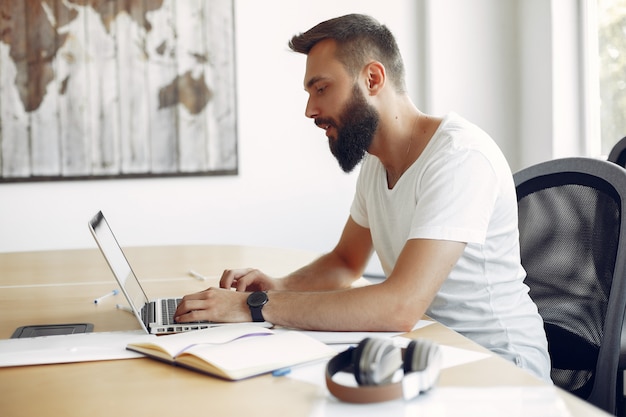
[325, 347, 404, 403]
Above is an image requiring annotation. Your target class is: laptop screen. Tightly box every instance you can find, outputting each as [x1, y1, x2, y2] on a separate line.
[88, 211, 150, 327]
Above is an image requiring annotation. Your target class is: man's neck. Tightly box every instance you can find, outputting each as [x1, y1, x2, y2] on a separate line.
[370, 109, 440, 189]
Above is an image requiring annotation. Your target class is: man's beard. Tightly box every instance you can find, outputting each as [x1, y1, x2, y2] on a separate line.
[316, 85, 379, 173]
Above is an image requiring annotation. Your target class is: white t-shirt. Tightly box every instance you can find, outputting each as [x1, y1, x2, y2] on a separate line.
[350, 113, 551, 382]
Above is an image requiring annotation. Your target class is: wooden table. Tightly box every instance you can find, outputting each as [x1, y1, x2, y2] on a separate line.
[0, 246, 610, 417]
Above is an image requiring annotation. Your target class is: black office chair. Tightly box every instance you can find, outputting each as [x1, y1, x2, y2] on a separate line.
[514, 157, 626, 415]
[608, 136, 626, 168]
[608, 136, 626, 416]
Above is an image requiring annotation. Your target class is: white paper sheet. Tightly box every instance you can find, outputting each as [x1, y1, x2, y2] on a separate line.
[276, 319, 435, 345]
[285, 342, 490, 389]
[279, 326, 571, 417]
[307, 386, 572, 417]
[0, 330, 154, 367]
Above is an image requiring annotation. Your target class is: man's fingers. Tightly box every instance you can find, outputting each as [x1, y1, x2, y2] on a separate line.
[219, 268, 253, 288]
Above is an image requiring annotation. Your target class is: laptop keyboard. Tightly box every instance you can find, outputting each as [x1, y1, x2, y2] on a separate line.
[162, 298, 182, 325]
[142, 297, 211, 333]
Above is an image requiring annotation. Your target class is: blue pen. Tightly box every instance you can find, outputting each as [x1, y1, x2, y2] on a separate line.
[94, 289, 119, 304]
[272, 367, 292, 377]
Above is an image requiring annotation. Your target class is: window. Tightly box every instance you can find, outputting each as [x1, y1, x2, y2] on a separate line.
[597, 0, 626, 154]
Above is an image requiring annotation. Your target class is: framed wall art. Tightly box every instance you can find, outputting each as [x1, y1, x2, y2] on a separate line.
[0, 0, 237, 182]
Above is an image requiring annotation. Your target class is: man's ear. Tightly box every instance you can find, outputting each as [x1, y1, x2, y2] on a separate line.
[364, 61, 386, 95]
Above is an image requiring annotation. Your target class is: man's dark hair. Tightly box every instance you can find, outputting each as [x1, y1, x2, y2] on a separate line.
[288, 14, 407, 93]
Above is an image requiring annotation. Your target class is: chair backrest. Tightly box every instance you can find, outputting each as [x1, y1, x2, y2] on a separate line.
[514, 157, 626, 415]
[608, 136, 626, 168]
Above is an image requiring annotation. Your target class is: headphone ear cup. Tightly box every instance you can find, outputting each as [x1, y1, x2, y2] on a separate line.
[402, 339, 442, 393]
[354, 337, 402, 386]
[405, 339, 437, 372]
[352, 338, 372, 386]
[403, 340, 419, 374]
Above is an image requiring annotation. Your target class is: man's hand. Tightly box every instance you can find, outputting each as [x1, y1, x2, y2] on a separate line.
[219, 268, 281, 292]
[174, 287, 250, 323]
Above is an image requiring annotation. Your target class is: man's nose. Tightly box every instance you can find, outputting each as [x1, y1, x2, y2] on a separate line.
[305, 97, 318, 119]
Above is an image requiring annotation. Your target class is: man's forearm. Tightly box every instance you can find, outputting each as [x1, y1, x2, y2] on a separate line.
[281, 251, 364, 291]
[264, 283, 420, 332]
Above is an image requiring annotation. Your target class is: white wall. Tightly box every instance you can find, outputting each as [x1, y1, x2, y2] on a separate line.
[0, 0, 419, 254]
[518, 0, 587, 169]
[0, 0, 586, 255]
[424, 0, 520, 164]
[423, 0, 585, 171]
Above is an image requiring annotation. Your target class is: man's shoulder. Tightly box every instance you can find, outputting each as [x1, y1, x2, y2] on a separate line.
[359, 153, 383, 174]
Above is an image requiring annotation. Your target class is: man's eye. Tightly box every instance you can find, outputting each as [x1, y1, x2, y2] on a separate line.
[317, 86, 326, 94]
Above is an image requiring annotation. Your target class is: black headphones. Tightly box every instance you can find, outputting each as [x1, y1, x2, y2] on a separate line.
[325, 337, 441, 403]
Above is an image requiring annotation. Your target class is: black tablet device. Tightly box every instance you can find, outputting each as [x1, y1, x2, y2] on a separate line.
[11, 323, 94, 338]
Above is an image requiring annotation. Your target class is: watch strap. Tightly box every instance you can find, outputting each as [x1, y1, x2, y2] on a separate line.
[250, 305, 265, 322]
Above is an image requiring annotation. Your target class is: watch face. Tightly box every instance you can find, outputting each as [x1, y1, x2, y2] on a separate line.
[248, 291, 268, 307]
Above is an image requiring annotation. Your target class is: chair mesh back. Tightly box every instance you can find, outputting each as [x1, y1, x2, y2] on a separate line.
[517, 174, 620, 399]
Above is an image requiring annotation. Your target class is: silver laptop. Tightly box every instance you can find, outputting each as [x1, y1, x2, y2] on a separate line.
[88, 211, 272, 334]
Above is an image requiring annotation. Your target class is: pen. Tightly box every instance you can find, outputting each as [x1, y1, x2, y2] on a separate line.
[272, 367, 292, 377]
[188, 269, 208, 281]
[94, 289, 119, 304]
[116, 304, 133, 314]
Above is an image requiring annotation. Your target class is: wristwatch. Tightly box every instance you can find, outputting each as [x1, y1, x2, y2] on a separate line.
[247, 291, 268, 322]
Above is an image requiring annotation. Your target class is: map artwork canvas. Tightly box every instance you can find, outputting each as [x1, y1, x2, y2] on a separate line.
[0, 0, 237, 182]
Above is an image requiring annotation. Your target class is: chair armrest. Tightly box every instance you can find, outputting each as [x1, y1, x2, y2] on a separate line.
[618, 320, 626, 371]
